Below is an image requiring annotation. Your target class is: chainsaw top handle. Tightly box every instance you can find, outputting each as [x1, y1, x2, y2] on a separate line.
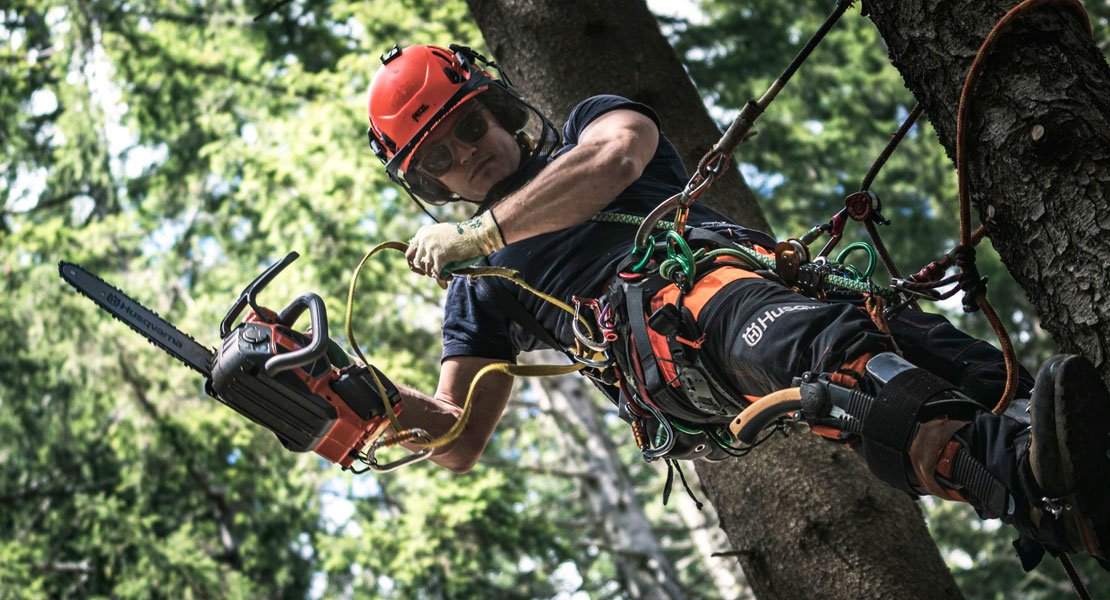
[221, 251, 300, 336]
[265, 292, 329, 376]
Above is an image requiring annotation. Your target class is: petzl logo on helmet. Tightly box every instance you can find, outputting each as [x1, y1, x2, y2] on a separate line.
[743, 304, 818, 347]
[412, 104, 429, 121]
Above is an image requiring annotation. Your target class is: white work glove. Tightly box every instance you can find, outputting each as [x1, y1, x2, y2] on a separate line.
[405, 211, 505, 281]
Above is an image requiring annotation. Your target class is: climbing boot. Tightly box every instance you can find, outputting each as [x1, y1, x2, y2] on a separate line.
[1025, 354, 1110, 566]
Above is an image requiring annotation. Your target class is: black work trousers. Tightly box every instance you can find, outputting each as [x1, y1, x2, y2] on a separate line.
[698, 276, 1034, 406]
[697, 277, 1038, 545]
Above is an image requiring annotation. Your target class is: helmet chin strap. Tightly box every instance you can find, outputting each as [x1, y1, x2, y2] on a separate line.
[409, 194, 443, 223]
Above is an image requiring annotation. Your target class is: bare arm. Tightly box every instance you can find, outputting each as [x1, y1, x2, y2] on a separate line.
[393, 355, 514, 473]
[491, 108, 659, 244]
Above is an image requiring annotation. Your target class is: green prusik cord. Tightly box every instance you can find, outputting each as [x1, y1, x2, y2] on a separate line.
[701, 247, 765, 272]
[591, 211, 895, 299]
[591, 212, 675, 230]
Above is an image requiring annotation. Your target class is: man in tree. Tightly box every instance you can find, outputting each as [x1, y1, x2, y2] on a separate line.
[364, 43, 1109, 571]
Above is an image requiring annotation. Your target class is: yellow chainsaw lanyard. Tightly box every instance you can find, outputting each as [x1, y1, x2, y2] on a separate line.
[344, 241, 605, 455]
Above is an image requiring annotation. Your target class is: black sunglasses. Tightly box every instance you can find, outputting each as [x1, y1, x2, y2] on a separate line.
[411, 103, 490, 178]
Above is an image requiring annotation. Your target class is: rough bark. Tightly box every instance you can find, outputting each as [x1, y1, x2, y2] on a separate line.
[530, 351, 686, 599]
[864, 0, 1110, 380]
[467, 1, 962, 598]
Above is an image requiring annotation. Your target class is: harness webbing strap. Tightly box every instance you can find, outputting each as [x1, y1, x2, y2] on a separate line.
[861, 367, 955, 494]
[627, 280, 666, 397]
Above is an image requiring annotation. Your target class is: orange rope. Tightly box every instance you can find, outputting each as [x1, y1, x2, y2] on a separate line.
[954, 0, 1090, 414]
[866, 294, 890, 335]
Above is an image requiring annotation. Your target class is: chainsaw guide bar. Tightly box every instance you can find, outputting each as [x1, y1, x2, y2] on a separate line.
[59, 261, 214, 376]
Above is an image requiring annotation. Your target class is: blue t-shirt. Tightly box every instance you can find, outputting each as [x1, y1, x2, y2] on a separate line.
[441, 95, 774, 362]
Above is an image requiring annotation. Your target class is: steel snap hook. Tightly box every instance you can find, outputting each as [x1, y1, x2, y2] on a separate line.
[366, 428, 433, 472]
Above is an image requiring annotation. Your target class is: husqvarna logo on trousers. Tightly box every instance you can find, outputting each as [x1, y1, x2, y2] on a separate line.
[743, 304, 819, 347]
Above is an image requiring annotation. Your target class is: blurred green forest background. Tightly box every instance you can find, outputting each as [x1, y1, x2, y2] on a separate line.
[2, 0, 1108, 597]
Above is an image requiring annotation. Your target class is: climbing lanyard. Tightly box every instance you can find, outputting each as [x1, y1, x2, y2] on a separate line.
[343, 241, 603, 470]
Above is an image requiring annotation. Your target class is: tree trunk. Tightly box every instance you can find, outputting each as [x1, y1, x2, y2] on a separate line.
[530, 351, 686, 599]
[863, 0, 1110, 379]
[467, 1, 962, 598]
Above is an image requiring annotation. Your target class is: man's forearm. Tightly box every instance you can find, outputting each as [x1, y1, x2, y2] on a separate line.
[393, 384, 474, 472]
[490, 110, 658, 244]
[491, 137, 646, 244]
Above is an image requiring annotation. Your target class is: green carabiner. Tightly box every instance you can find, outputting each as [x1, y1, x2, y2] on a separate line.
[630, 244, 654, 272]
[665, 230, 696, 280]
[835, 242, 877, 281]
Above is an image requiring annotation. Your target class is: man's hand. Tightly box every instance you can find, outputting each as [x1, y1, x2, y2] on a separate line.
[406, 211, 505, 280]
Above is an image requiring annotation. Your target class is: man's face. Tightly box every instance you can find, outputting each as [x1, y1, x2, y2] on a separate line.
[410, 101, 521, 201]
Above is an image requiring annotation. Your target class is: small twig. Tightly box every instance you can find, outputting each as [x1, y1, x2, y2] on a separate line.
[253, 0, 293, 22]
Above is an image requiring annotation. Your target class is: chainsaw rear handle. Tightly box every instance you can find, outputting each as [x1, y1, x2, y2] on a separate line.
[264, 292, 329, 377]
[221, 251, 300, 337]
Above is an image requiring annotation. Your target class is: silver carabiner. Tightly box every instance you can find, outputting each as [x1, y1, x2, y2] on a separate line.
[683, 168, 716, 203]
[366, 428, 433, 472]
[890, 278, 942, 301]
[572, 297, 609, 353]
[633, 166, 722, 250]
[571, 351, 612, 369]
[634, 193, 684, 250]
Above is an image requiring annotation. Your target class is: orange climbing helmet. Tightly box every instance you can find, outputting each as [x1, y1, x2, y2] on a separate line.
[367, 44, 558, 206]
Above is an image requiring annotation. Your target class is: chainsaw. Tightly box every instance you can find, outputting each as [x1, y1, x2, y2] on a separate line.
[59, 252, 429, 472]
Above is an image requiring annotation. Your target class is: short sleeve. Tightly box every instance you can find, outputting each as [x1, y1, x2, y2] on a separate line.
[561, 95, 661, 146]
[441, 276, 517, 363]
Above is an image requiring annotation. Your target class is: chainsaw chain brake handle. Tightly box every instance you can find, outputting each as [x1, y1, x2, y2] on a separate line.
[218, 251, 331, 377]
[266, 293, 329, 377]
[220, 251, 300, 337]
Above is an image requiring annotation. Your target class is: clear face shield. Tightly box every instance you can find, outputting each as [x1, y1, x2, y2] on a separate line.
[370, 46, 560, 214]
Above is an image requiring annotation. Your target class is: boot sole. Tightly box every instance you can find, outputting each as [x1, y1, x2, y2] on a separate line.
[1043, 355, 1110, 559]
[1030, 355, 1069, 494]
